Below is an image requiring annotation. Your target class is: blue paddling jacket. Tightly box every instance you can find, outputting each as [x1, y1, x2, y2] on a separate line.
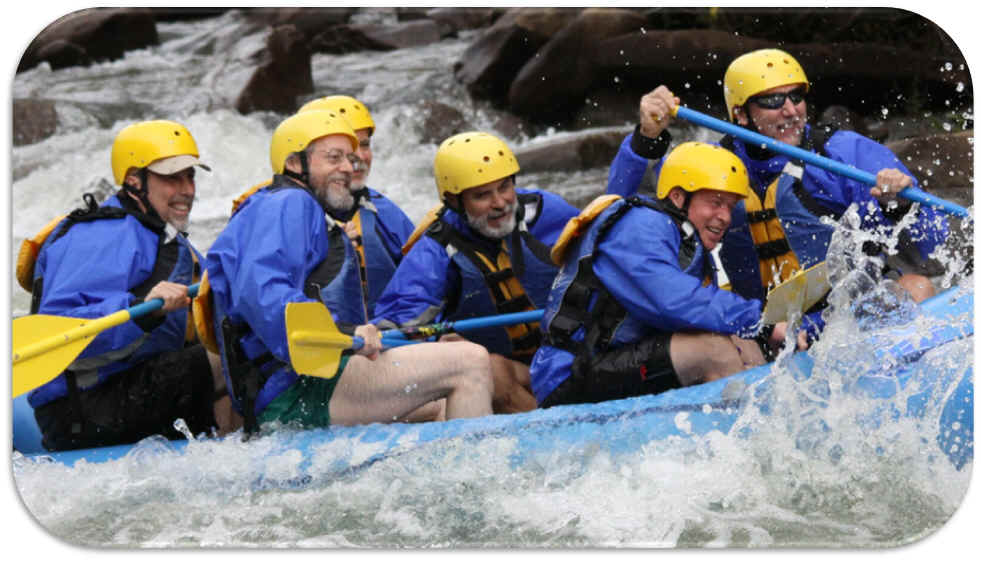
[206, 176, 367, 418]
[606, 126, 949, 340]
[373, 188, 579, 361]
[28, 194, 201, 409]
[529, 195, 763, 404]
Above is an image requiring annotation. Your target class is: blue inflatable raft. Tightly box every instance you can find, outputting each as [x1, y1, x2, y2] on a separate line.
[12, 286, 974, 479]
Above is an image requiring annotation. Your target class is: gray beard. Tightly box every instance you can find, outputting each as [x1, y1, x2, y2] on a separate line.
[466, 206, 517, 239]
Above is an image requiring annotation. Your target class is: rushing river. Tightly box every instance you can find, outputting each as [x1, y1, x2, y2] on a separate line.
[5, 8, 976, 553]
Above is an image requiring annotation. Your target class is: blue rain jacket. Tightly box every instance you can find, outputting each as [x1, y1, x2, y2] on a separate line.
[206, 177, 366, 415]
[529, 196, 763, 403]
[28, 195, 200, 408]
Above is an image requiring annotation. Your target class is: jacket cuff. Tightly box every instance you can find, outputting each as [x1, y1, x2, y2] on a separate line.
[630, 124, 671, 160]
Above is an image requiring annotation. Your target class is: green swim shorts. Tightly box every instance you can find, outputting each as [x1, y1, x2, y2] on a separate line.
[258, 355, 349, 428]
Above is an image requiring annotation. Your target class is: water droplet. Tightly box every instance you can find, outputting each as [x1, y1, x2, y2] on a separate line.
[881, 108, 889, 117]
[956, 82, 965, 92]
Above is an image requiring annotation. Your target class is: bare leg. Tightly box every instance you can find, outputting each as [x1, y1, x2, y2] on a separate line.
[669, 332, 765, 387]
[207, 350, 243, 435]
[328, 341, 493, 425]
[489, 354, 537, 414]
[402, 398, 447, 423]
[897, 273, 936, 303]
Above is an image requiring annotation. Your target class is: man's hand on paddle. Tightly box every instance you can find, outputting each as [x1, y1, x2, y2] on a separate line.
[869, 168, 913, 206]
[638, 86, 680, 139]
[145, 281, 192, 314]
[354, 324, 383, 360]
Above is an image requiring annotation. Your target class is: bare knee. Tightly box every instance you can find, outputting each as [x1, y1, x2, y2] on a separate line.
[898, 273, 935, 303]
[448, 342, 494, 392]
[673, 333, 745, 386]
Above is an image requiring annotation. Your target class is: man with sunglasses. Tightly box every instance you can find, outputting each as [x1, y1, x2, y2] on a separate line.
[607, 48, 947, 348]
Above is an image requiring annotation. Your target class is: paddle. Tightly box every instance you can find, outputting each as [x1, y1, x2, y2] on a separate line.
[382, 309, 545, 340]
[672, 106, 971, 219]
[284, 302, 417, 379]
[285, 304, 545, 378]
[762, 262, 830, 324]
[12, 283, 200, 398]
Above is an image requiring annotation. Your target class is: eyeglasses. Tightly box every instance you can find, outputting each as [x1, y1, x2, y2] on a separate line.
[748, 87, 807, 110]
[313, 149, 362, 168]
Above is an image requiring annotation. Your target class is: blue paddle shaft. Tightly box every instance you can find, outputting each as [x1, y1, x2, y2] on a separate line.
[674, 106, 970, 219]
[382, 310, 545, 340]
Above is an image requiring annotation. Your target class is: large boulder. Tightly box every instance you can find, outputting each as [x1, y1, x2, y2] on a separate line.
[426, 7, 503, 37]
[18, 8, 158, 72]
[508, 8, 647, 122]
[12, 99, 58, 146]
[454, 8, 582, 102]
[241, 7, 357, 38]
[887, 130, 974, 203]
[234, 25, 314, 115]
[349, 19, 443, 49]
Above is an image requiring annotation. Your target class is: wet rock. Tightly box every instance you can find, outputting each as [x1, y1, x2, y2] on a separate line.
[513, 129, 629, 174]
[235, 25, 313, 115]
[418, 101, 470, 145]
[309, 25, 395, 54]
[241, 7, 357, 38]
[426, 7, 503, 37]
[887, 131, 973, 199]
[18, 8, 158, 72]
[350, 20, 442, 49]
[508, 8, 648, 123]
[454, 8, 581, 102]
[12, 99, 58, 146]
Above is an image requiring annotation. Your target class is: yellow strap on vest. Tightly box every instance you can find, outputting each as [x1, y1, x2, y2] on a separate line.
[192, 270, 220, 353]
[16, 214, 68, 292]
[231, 180, 271, 215]
[473, 247, 539, 357]
[550, 194, 622, 266]
[744, 180, 801, 289]
[402, 204, 444, 256]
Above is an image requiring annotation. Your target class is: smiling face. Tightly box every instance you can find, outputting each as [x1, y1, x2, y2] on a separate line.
[459, 176, 518, 239]
[734, 83, 808, 147]
[127, 167, 196, 231]
[296, 134, 356, 212]
[669, 188, 743, 251]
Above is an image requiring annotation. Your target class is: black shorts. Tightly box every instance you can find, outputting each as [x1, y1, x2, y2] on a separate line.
[540, 331, 681, 408]
[34, 344, 217, 452]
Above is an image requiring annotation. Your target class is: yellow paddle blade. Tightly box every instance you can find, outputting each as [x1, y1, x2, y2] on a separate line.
[284, 302, 354, 379]
[12, 313, 121, 398]
[763, 262, 830, 324]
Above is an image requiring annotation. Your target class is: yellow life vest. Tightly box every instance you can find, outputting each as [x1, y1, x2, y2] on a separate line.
[15, 214, 68, 292]
[550, 194, 622, 266]
[191, 269, 219, 353]
[402, 204, 444, 256]
[231, 180, 271, 215]
[744, 177, 801, 289]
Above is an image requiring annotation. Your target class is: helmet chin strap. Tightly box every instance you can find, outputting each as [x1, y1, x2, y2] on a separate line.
[123, 168, 163, 222]
[283, 151, 311, 186]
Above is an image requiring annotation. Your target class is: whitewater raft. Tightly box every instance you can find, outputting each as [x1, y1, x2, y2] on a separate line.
[12, 286, 974, 478]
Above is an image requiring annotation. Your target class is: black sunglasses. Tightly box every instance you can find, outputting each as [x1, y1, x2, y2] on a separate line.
[748, 87, 807, 109]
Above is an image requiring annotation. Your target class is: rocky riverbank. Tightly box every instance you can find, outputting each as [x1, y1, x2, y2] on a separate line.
[14, 7, 974, 208]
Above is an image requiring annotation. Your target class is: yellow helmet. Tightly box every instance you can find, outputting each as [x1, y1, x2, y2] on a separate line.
[433, 131, 520, 199]
[655, 142, 750, 200]
[269, 109, 359, 174]
[298, 95, 375, 134]
[110, 120, 206, 185]
[723, 48, 809, 120]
